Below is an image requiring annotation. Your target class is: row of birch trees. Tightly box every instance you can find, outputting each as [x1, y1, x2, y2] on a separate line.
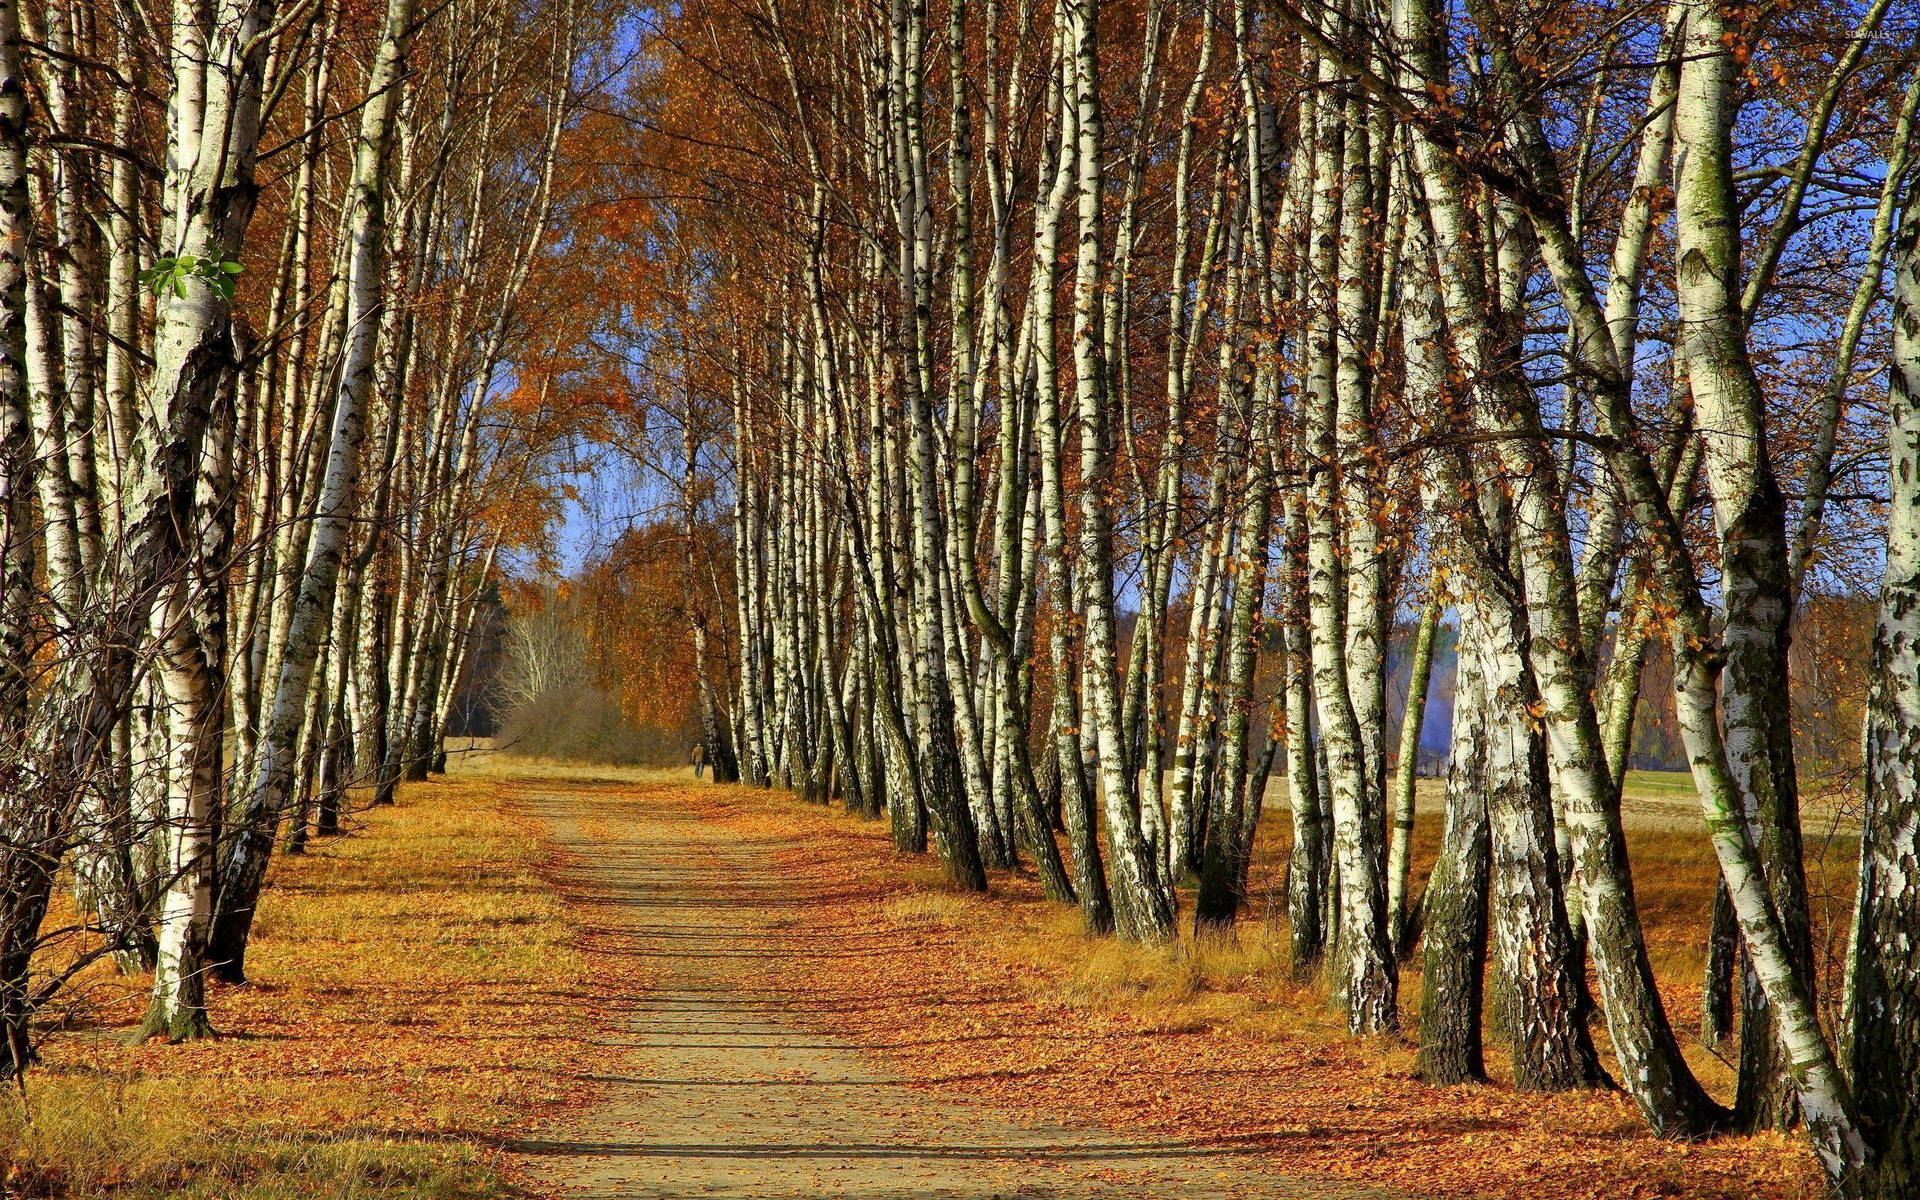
[626, 0, 1920, 1191]
[0, 0, 588, 1070]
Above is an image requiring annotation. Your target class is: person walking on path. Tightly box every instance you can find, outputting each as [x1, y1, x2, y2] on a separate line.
[691, 742, 707, 780]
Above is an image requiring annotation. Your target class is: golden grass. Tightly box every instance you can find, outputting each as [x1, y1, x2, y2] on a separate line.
[879, 891, 973, 929]
[1, 773, 598, 1200]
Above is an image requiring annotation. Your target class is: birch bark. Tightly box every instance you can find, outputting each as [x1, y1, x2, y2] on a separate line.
[1066, 0, 1174, 941]
[1850, 156, 1920, 1200]
[209, 0, 424, 977]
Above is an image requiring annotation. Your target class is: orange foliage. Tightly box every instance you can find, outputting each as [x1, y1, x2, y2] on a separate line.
[576, 520, 735, 733]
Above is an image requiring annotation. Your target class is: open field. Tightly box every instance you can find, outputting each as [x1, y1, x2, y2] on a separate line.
[1305, 767, 1860, 837]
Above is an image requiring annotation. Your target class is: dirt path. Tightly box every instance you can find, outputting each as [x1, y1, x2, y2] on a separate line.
[510, 779, 1389, 1200]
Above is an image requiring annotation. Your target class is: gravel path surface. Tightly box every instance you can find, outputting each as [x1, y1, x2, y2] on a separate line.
[511, 781, 1393, 1200]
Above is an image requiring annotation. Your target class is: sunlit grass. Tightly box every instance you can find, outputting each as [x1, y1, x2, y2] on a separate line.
[0, 1073, 494, 1199]
[2, 769, 593, 1199]
[1622, 768, 1701, 793]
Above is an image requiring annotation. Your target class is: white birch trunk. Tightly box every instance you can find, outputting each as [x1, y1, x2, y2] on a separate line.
[209, 0, 422, 977]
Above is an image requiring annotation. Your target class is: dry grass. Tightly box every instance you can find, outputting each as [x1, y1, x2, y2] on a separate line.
[1, 773, 602, 1200]
[879, 891, 974, 929]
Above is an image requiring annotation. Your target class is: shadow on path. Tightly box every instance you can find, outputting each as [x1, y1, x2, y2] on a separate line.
[512, 784, 1394, 1200]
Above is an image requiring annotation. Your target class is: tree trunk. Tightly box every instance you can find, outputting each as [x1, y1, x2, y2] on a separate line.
[1416, 631, 1489, 1086]
[1388, 587, 1441, 952]
[1848, 161, 1920, 1199]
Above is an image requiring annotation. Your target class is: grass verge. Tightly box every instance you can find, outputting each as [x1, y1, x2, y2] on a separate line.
[3, 775, 597, 1200]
